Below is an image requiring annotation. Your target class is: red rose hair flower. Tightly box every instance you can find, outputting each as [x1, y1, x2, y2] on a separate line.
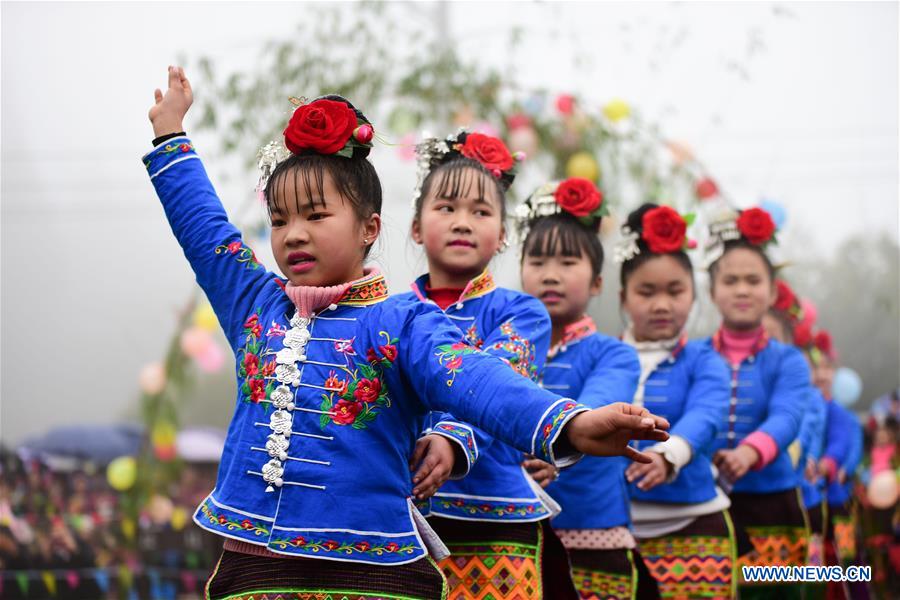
[641, 206, 687, 253]
[283, 99, 358, 155]
[554, 177, 603, 218]
[773, 279, 797, 313]
[814, 330, 835, 360]
[793, 320, 813, 348]
[736, 207, 777, 246]
[459, 133, 514, 174]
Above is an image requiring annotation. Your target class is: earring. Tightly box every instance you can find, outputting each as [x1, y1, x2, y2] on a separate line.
[497, 239, 510, 254]
[363, 238, 369, 245]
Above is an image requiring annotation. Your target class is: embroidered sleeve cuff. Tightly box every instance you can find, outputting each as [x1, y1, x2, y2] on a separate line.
[531, 398, 591, 468]
[141, 136, 199, 180]
[741, 431, 778, 470]
[649, 435, 693, 482]
[422, 421, 478, 479]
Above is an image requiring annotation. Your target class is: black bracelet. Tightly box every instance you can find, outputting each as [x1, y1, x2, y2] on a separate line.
[152, 131, 186, 147]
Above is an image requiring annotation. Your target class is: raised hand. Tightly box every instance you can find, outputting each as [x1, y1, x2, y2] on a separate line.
[564, 403, 669, 463]
[149, 66, 193, 138]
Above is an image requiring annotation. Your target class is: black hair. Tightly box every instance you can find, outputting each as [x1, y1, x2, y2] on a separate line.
[708, 239, 776, 283]
[263, 95, 382, 256]
[619, 203, 695, 291]
[521, 212, 605, 278]
[413, 131, 514, 222]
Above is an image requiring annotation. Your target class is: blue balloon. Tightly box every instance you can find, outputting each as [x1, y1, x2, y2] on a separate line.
[523, 93, 546, 117]
[759, 199, 787, 229]
[832, 367, 863, 407]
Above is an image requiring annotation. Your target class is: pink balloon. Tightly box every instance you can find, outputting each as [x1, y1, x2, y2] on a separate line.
[396, 133, 416, 162]
[800, 299, 818, 328]
[471, 121, 499, 138]
[180, 326, 212, 359]
[195, 341, 226, 373]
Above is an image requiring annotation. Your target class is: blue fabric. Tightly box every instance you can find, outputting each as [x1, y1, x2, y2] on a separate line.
[543, 332, 641, 529]
[400, 274, 562, 521]
[143, 138, 589, 564]
[824, 400, 863, 505]
[797, 389, 827, 508]
[706, 337, 810, 493]
[628, 341, 731, 504]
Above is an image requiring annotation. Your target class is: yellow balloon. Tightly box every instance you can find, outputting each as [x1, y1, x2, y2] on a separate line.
[603, 99, 631, 122]
[171, 507, 188, 531]
[193, 303, 219, 332]
[565, 152, 600, 182]
[121, 517, 136, 540]
[106, 456, 137, 491]
[151, 421, 178, 449]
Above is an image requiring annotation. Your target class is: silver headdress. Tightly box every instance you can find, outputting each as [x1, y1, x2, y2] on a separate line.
[255, 140, 290, 198]
[411, 129, 465, 209]
[612, 227, 642, 264]
[703, 210, 742, 268]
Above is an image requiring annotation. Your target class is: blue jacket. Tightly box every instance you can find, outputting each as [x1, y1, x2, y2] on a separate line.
[824, 400, 863, 506]
[797, 388, 828, 508]
[628, 340, 731, 504]
[543, 317, 641, 529]
[143, 138, 590, 565]
[399, 273, 560, 522]
[707, 333, 810, 494]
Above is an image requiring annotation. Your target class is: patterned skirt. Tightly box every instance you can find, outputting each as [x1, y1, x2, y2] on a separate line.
[826, 501, 858, 566]
[204, 549, 447, 600]
[563, 548, 659, 600]
[429, 516, 577, 600]
[730, 489, 809, 592]
[636, 510, 735, 599]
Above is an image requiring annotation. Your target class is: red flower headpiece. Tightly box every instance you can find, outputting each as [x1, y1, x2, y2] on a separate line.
[613, 205, 696, 263]
[814, 330, 836, 361]
[773, 279, 804, 325]
[736, 207, 777, 246]
[793, 320, 814, 349]
[554, 178, 605, 221]
[283, 97, 374, 158]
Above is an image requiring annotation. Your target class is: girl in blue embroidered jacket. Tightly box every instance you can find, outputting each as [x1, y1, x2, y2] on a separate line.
[145, 67, 671, 578]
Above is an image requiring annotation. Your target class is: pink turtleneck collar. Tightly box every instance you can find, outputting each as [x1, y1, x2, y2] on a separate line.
[715, 325, 767, 367]
[284, 267, 379, 317]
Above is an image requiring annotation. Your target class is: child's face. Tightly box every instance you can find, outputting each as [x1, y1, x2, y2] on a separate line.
[710, 248, 776, 330]
[621, 255, 694, 342]
[269, 169, 378, 287]
[521, 248, 600, 326]
[412, 168, 504, 282]
[762, 313, 789, 344]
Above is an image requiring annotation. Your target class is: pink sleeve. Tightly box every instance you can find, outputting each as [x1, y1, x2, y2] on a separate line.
[741, 431, 779, 470]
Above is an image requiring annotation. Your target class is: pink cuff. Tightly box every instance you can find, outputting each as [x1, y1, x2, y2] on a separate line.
[741, 432, 778, 470]
[820, 456, 838, 482]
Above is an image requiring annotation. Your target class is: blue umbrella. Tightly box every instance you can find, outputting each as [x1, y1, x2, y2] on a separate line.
[19, 423, 144, 465]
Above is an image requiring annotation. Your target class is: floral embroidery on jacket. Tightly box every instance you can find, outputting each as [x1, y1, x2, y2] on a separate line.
[199, 501, 269, 537]
[464, 323, 484, 349]
[430, 496, 549, 519]
[489, 320, 538, 381]
[215, 238, 262, 270]
[435, 342, 481, 386]
[269, 534, 418, 557]
[318, 331, 398, 430]
[237, 311, 276, 410]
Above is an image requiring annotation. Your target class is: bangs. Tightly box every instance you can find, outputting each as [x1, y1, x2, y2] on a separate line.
[431, 160, 491, 202]
[525, 218, 588, 259]
[264, 154, 362, 218]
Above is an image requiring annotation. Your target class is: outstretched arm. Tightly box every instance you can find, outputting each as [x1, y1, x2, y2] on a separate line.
[149, 66, 192, 138]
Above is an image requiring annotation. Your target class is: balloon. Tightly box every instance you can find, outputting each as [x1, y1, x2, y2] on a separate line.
[180, 326, 212, 359]
[507, 126, 539, 157]
[151, 422, 177, 448]
[555, 94, 575, 115]
[147, 494, 174, 525]
[666, 141, 694, 166]
[695, 178, 719, 200]
[602, 98, 631, 122]
[867, 470, 899, 509]
[121, 518, 136, 541]
[106, 456, 137, 491]
[154, 444, 177, 462]
[506, 113, 531, 131]
[192, 303, 219, 332]
[396, 132, 417, 162]
[523, 93, 545, 116]
[138, 363, 166, 395]
[453, 105, 476, 127]
[799, 299, 818, 328]
[195, 342, 226, 373]
[760, 199, 788, 229]
[170, 507, 188, 531]
[566, 152, 600, 182]
[832, 367, 863, 407]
